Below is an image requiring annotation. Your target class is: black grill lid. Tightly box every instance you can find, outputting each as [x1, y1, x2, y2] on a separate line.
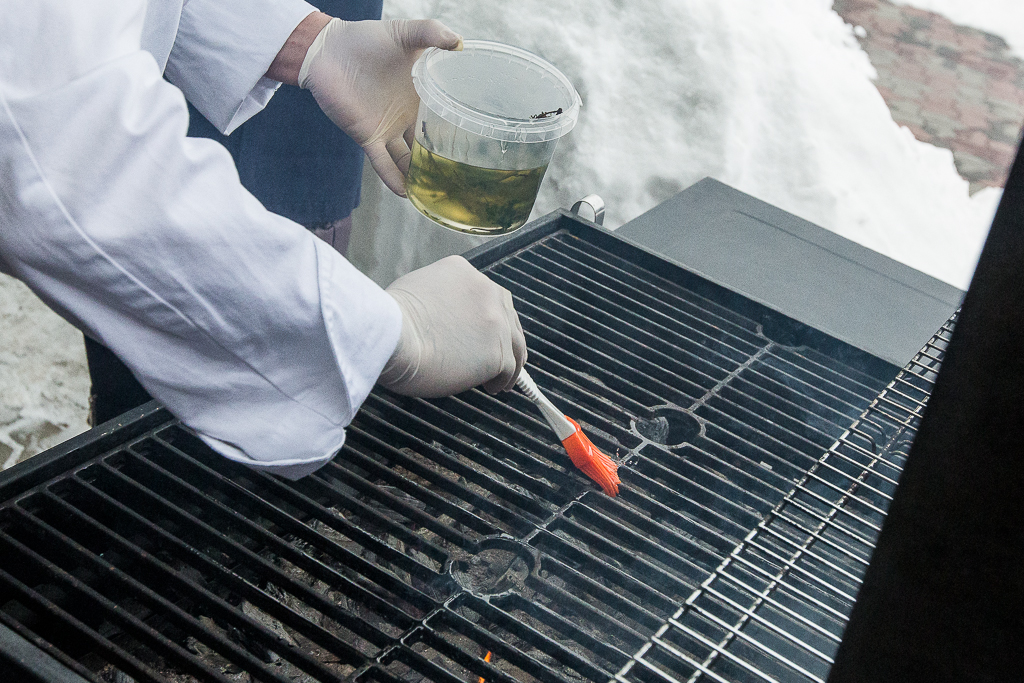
[0, 210, 924, 683]
[615, 177, 964, 368]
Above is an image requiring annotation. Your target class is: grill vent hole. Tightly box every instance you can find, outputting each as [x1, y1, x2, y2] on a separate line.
[635, 408, 700, 447]
[451, 540, 535, 597]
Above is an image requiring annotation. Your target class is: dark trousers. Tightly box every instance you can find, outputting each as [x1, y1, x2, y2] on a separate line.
[84, 336, 152, 426]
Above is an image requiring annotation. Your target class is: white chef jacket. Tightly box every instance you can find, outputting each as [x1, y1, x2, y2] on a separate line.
[0, 0, 403, 478]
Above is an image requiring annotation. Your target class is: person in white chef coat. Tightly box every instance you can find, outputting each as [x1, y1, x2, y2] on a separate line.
[0, 1, 527, 478]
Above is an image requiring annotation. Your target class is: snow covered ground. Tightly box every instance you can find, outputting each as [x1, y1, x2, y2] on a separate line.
[0, 274, 90, 469]
[2, 0, 1020, 463]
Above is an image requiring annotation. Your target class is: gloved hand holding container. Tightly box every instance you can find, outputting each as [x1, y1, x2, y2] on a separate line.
[407, 40, 582, 234]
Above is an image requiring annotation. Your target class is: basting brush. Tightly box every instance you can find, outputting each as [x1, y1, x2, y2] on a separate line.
[515, 369, 620, 496]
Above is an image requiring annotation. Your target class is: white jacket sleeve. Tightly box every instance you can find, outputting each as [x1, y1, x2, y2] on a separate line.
[164, 0, 317, 134]
[0, 0, 402, 479]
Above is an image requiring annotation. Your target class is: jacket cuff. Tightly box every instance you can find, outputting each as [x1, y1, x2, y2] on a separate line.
[164, 0, 316, 133]
[314, 237, 403, 421]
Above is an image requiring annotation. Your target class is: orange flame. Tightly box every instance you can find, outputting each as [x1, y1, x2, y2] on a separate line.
[561, 417, 620, 496]
[478, 650, 492, 683]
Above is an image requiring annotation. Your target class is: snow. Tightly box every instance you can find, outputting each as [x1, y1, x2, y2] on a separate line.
[0, 273, 90, 469]
[349, 0, 1003, 290]
[893, 0, 1024, 60]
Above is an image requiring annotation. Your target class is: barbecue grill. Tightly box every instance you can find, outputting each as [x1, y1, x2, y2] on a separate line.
[1, 163, 1020, 682]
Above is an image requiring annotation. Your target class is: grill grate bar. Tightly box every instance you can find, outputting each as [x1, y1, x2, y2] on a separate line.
[410, 391, 583, 483]
[526, 352, 654, 417]
[548, 514, 703, 596]
[516, 303, 712, 401]
[319, 455, 478, 547]
[139, 439, 440, 614]
[111, 458, 426, 639]
[382, 645, 468, 683]
[655, 624, 783, 683]
[596, 477, 753, 554]
[738, 538, 858, 603]
[719, 386, 856, 451]
[361, 393, 563, 511]
[700, 399, 870, 480]
[429, 602, 610, 683]
[774, 504, 876, 553]
[534, 554, 666, 633]
[0, 563, 174, 683]
[787, 481, 883, 535]
[518, 338, 673, 410]
[735, 366, 867, 432]
[721, 554, 851, 625]
[711, 566, 843, 644]
[0, 609, 104, 683]
[627, 634, 734, 683]
[341, 429, 518, 536]
[82, 457, 411, 648]
[539, 239, 765, 350]
[699, 423, 814, 484]
[567, 500, 723, 575]
[677, 438, 797, 497]
[509, 364, 639, 431]
[523, 574, 650, 651]
[530, 529, 680, 615]
[466, 387, 638, 460]
[712, 386, 852, 451]
[51, 475, 381, 664]
[396, 626, 522, 683]
[756, 355, 875, 414]
[695, 582, 836, 664]
[623, 454, 765, 539]
[817, 443, 901, 487]
[488, 592, 632, 673]
[495, 261, 748, 376]
[771, 508, 873, 565]
[670, 603, 828, 682]
[5, 501, 315, 683]
[753, 523, 867, 581]
[800, 468, 891, 513]
[522, 244, 762, 360]
[765, 348, 884, 399]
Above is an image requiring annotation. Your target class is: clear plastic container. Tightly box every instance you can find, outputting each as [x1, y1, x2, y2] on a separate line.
[408, 40, 581, 235]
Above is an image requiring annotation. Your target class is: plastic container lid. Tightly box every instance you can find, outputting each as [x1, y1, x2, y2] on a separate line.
[412, 40, 582, 143]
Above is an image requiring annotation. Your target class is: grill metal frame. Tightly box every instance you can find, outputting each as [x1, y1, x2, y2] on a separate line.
[0, 210, 916, 683]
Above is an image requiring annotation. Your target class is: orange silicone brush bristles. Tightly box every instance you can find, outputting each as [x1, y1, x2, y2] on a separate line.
[561, 417, 620, 496]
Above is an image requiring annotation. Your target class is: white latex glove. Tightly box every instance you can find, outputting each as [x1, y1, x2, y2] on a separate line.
[379, 256, 527, 397]
[298, 18, 463, 196]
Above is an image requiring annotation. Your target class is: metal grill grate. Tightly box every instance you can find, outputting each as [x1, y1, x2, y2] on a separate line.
[0, 213, 928, 683]
[618, 316, 952, 683]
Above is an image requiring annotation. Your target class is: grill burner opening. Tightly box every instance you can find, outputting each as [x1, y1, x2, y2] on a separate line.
[451, 541, 535, 597]
[634, 408, 701, 447]
[0, 211, 937, 683]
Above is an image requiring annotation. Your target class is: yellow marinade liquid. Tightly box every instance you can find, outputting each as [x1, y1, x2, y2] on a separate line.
[406, 140, 549, 235]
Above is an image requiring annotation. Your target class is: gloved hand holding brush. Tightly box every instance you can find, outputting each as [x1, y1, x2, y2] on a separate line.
[379, 255, 527, 397]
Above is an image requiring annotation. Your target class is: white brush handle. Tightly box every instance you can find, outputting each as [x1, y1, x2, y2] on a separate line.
[516, 369, 578, 441]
